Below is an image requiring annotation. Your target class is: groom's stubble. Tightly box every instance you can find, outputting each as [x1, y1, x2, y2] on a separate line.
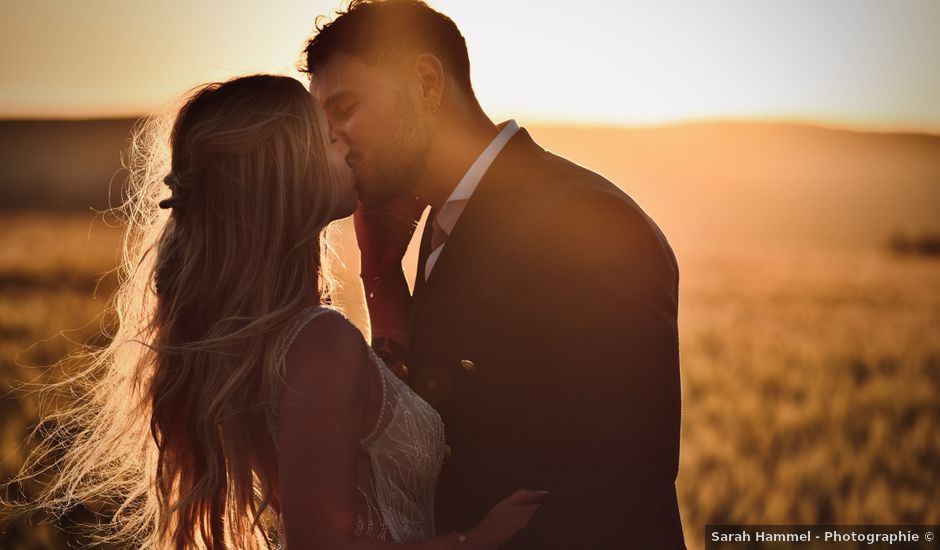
[358, 86, 432, 207]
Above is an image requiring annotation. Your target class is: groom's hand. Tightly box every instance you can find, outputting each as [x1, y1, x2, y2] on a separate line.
[354, 195, 427, 276]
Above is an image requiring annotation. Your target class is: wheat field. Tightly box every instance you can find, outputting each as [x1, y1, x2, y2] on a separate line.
[2, 121, 939, 549]
[1, 208, 937, 549]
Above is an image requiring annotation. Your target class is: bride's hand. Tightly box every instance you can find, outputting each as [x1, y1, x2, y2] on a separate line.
[353, 195, 427, 276]
[461, 489, 549, 549]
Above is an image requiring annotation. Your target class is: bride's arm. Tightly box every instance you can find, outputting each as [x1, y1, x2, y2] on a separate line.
[361, 267, 412, 375]
[277, 311, 540, 549]
[354, 196, 427, 376]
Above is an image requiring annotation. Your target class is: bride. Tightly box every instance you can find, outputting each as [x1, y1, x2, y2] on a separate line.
[6, 74, 545, 549]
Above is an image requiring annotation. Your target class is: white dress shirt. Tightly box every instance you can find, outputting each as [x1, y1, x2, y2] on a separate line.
[424, 120, 520, 280]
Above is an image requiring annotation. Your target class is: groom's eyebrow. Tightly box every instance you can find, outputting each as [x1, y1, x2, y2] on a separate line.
[322, 91, 356, 111]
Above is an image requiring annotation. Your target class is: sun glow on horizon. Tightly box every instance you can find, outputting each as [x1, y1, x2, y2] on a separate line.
[2, 0, 938, 133]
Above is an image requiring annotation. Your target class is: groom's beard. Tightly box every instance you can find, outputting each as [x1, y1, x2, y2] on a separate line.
[354, 96, 430, 207]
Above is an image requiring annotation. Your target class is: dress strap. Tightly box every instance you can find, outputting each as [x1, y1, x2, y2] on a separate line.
[358, 346, 390, 447]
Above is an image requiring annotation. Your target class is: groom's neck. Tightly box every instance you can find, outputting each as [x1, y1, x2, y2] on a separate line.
[415, 107, 500, 212]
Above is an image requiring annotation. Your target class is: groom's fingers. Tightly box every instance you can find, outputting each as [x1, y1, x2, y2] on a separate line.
[503, 488, 550, 506]
[518, 491, 550, 506]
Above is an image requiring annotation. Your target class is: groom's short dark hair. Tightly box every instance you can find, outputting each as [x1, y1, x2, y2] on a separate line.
[301, 0, 474, 95]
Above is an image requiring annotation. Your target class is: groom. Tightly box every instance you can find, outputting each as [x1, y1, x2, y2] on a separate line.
[304, 1, 685, 548]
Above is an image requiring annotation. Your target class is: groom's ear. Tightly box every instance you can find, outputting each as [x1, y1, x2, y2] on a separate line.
[413, 53, 445, 113]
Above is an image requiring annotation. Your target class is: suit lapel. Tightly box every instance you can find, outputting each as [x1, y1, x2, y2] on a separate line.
[410, 129, 544, 363]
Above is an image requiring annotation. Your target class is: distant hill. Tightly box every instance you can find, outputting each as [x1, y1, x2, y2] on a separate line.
[1, 117, 938, 251]
[0, 118, 137, 211]
[531, 122, 940, 251]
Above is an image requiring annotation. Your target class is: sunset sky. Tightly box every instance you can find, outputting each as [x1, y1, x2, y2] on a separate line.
[2, 0, 939, 132]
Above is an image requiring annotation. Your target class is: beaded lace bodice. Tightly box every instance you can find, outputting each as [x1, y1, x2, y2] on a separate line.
[269, 306, 448, 544]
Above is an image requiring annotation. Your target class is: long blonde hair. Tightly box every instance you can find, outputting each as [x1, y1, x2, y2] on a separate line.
[3, 74, 346, 549]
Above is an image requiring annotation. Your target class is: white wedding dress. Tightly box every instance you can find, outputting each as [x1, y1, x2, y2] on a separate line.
[268, 305, 448, 544]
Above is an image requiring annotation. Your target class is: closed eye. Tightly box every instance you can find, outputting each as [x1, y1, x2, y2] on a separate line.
[334, 101, 358, 120]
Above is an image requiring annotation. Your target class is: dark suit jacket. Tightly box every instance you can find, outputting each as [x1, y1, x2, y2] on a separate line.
[408, 129, 686, 549]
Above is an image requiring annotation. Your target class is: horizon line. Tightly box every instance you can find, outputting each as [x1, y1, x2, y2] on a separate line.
[1, 113, 938, 138]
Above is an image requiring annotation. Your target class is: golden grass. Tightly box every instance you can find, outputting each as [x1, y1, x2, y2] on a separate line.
[1, 212, 938, 549]
[676, 245, 940, 538]
[0, 213, 123, 549]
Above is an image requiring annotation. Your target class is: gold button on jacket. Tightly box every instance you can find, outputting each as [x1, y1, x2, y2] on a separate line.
[458, 359, 476, 371]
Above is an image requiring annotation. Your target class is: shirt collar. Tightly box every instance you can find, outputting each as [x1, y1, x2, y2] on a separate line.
[435, 119, 520, 234]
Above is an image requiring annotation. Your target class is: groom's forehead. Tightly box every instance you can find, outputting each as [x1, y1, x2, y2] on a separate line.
[309, 54, 398, 103]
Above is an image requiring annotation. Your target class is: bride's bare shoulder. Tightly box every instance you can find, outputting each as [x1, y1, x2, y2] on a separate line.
[290, 308, 365, 352]
[282, 308, 371, 399]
